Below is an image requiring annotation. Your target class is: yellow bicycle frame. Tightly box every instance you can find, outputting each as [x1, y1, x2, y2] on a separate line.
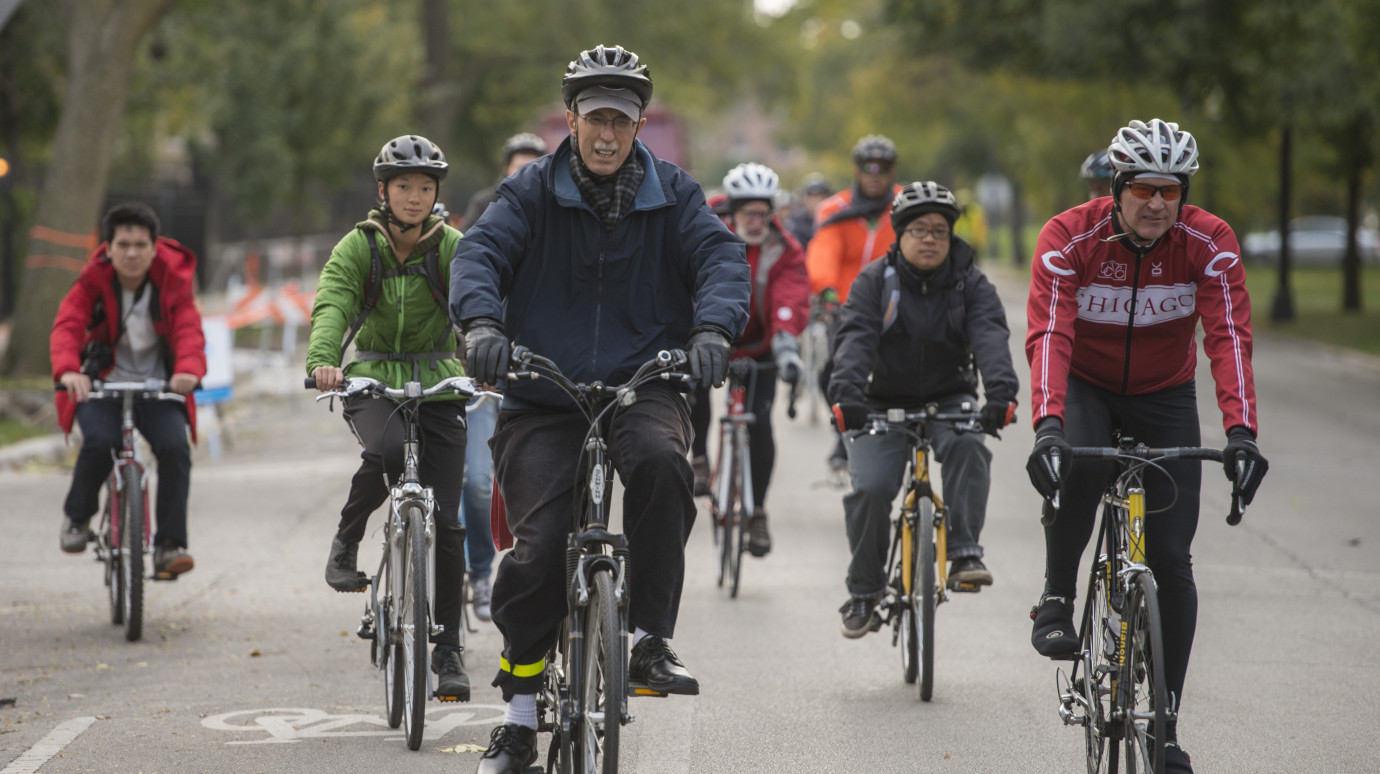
[901, 445, 948, 597]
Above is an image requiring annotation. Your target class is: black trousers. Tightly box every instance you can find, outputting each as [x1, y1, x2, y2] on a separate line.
[488, 382, 695, 699]
[689, 358, 778, 507]
[65, 399, 192, 548]
[340, 396, 467, 648]
[1045, 375, 1202, 707]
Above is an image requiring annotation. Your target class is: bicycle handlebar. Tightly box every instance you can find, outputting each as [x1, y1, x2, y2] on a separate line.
[58, 379, 189, 403]
[1051, 444, 1247, 526]
[725, 358, 802, 420]
[862, 404, 986, 436]
[304, 375, 480, 402]
[505, 346, 692, 400]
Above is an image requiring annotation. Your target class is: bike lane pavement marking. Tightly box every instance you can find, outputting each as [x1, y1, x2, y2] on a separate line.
[201, 705, 507, 744]
[1, 716, 97, 774]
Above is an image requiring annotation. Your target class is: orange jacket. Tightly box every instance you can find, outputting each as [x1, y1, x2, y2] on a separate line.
[805, 185, 901, 303]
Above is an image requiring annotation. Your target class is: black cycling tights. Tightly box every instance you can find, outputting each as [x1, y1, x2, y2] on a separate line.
[689, 361, 778, 508]
[1045, 375, 1202, 707]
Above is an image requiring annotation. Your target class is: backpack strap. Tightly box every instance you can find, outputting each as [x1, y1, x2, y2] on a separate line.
[339, 230, 384, 355]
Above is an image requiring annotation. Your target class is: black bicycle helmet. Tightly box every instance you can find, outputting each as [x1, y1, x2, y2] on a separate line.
[1080, 149, 1113, 181]
[852, 134, 898, 165]
[374, 135, 449, 182]
[890, 181, 960, 232]
[561, 45, 653, 111]
[800, 172, 833, 197]
[502, 132, 548, 165]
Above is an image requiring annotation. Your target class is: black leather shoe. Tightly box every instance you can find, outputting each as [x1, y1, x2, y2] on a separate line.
[325, 533, 368, 592]
[476, 723, 537, 774]
[629, 635, 699, 695]
[431, 646, 471, 702]
[949, 556, 993, 586]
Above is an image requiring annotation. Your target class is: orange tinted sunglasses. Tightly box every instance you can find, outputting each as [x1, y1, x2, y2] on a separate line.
[1126, 181, 1184, 201]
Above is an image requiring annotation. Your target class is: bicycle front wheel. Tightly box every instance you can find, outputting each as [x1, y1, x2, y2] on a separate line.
[104, 485, 123, 625]
[914, 498, 937, 701]
[899, 516, 919, 685]
[1079, 558, 1114, 774]
[400, 504, 429, 750]
[730, 429, 753, 599]
[120, 465, 145, 642]
[711, 439, 730, 588]
[1121, 571, 1168, 774]
[573, 569, 623, 774]
[380, 550, 403, 729]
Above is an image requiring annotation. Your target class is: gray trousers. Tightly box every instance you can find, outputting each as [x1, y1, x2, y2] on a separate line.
[842, 395, 991, 597]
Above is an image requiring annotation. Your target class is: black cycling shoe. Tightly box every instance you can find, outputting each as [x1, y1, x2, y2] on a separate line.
[1030, 594, 1079, 659]
[839, 596, 881, 639]
[431, 646, 471, 702]
[629, 635, 699, 695]
[476, 723, 537, 774]
[1162, 742, 1193, 773]
[325, 533, 368, 592]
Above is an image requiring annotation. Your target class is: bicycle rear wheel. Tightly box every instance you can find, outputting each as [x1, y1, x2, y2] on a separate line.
[915, 498, 936, 701]
[1079, 558, 1115, 774]
[381, 552, 403, 729]
[711, 438, 730, 588]
[1121, 572, 1168, 774]
[120, 465, 145, 642]
[573, 569, 623, 774]
[400, 504, 429, 750]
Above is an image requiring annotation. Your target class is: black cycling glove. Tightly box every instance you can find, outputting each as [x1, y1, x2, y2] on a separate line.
[688, 326, 731, 388]
[1026, 416, 1072, 500]
[463, 318, 510, 386]
[1222, 425, 1268, 505]
[832, 402, 869, 433]
[980, 399, 1018, 436]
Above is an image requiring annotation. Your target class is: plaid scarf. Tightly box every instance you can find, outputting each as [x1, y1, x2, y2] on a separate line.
[569, 137, 645, 230]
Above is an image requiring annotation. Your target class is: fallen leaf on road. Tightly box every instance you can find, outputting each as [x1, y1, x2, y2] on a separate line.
[249, 649, 262, 657]
[97, 663, 110, 670]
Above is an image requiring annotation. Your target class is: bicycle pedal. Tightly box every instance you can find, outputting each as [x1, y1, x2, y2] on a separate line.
[629, 682, 668, 698]
[947, 581, 982, 593]
[152, 572, 179, 581]
[433, 692, 470, 703]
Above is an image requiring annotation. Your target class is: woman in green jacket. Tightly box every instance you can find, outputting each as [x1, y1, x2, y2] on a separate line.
[307, 135, 470, 701]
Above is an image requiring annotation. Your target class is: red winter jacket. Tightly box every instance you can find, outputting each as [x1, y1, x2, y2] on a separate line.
[1026, 199, 1257, 434]
[50, 237, 207, 441]
[708, 194, 810, 359]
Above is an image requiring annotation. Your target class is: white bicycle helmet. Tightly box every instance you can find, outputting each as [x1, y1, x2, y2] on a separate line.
[890, 181, 959, 232]
[1108, 119, 1198, 178]
[722, 163, 780, 202]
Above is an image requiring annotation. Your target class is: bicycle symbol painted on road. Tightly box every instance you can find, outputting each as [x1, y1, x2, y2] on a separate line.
[201, 706, 506, 745]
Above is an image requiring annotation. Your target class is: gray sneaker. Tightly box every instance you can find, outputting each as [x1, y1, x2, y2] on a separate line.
[839, 595, 881, 639]
[325, 533, 368, 592]
[153, 544, 195, 578]
[471, 576, 493, 622]
[746, 510, 772, 557]
[60, 517, 93, 554]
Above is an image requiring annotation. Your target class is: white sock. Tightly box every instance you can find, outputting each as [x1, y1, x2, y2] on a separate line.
[633, 628, 652, 648]
[505, 693, 538, 730]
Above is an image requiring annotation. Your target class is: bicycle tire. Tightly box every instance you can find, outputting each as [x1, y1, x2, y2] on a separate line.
[722, 439, 743, 598]
[916, 497, 936, 701]
[401, 504, 428, 750]
[104, 485, 123, 625]
[120, 465, 144, 642]
[381, 550, 403, 729]
[573, 570, 622, 773]
[1079, 556, 1114, 774]
[1121, 572, 1168, 774]
[711, 432, 730, 588]
[730, 427, 753, 599]
[899, 515, 919, 685]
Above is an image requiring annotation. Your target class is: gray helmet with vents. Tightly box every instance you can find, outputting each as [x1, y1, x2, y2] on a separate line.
[1108, 119, 1198, 178]
[502, 132, 548, 164]
[890, 181, 959, 232]
[561, 45, 653, 110]
[852, 134, 898, 164]
[1080, 149, 1113, 180]
[374, 135, 449, 182]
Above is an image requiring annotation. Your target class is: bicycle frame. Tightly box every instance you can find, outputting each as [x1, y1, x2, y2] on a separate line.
[99, 388, 153, 567]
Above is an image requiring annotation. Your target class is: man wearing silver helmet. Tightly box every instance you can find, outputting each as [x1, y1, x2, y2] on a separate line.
[1026, 119, 1270, 774]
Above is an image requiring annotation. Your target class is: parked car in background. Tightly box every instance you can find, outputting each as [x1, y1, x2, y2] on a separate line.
[1242, 216, 1380, 265]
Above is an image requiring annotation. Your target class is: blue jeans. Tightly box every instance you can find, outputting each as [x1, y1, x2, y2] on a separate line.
[461, 396, 498, 581]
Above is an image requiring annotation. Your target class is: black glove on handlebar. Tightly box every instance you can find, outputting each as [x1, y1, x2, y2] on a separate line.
[1222, 425, 1268, 505]
[688, 326, 731, 388]
[1026, 416, 1072, 500]
[463, 318, 510, 386]
[832, 402, 868, 433]
[980, 399, 1017, 435]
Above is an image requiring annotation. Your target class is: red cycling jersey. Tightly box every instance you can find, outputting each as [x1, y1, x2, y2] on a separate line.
[1026, 198, 1257, 435]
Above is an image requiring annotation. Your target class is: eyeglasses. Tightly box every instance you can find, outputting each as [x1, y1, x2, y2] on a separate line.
[735, 208, 773, 222]
[1125, 182, 1184, 201]
[858, 161, 894, 175]
[578, 112, 638, 133]
[903, 225, 950, 241]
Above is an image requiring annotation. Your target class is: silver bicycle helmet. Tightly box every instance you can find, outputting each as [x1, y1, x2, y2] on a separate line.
[561, 45, 653, 110]
[890, 181, 960, 232]
[1108, 119, 1198, 179]
[723, 163, 780, 203]
[502, 132, 548, 164]
[374, 135, 449, 182]
[852, 134, 898, 165]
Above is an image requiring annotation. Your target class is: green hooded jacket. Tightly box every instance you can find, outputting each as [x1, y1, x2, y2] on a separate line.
[306, 211, 465, 399]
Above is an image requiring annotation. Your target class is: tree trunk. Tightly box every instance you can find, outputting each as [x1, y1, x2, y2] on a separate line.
[1342, 117, 1368, 313]
[1270, 123, 1295, 323]
[2, 0, 176, 377]
[417, 0, 458, 145]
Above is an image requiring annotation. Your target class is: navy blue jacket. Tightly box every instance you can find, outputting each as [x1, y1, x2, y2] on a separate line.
[450, 138, 750, 410]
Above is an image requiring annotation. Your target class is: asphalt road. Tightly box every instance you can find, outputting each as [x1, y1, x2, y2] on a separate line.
[2, 267, 1378, 773]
